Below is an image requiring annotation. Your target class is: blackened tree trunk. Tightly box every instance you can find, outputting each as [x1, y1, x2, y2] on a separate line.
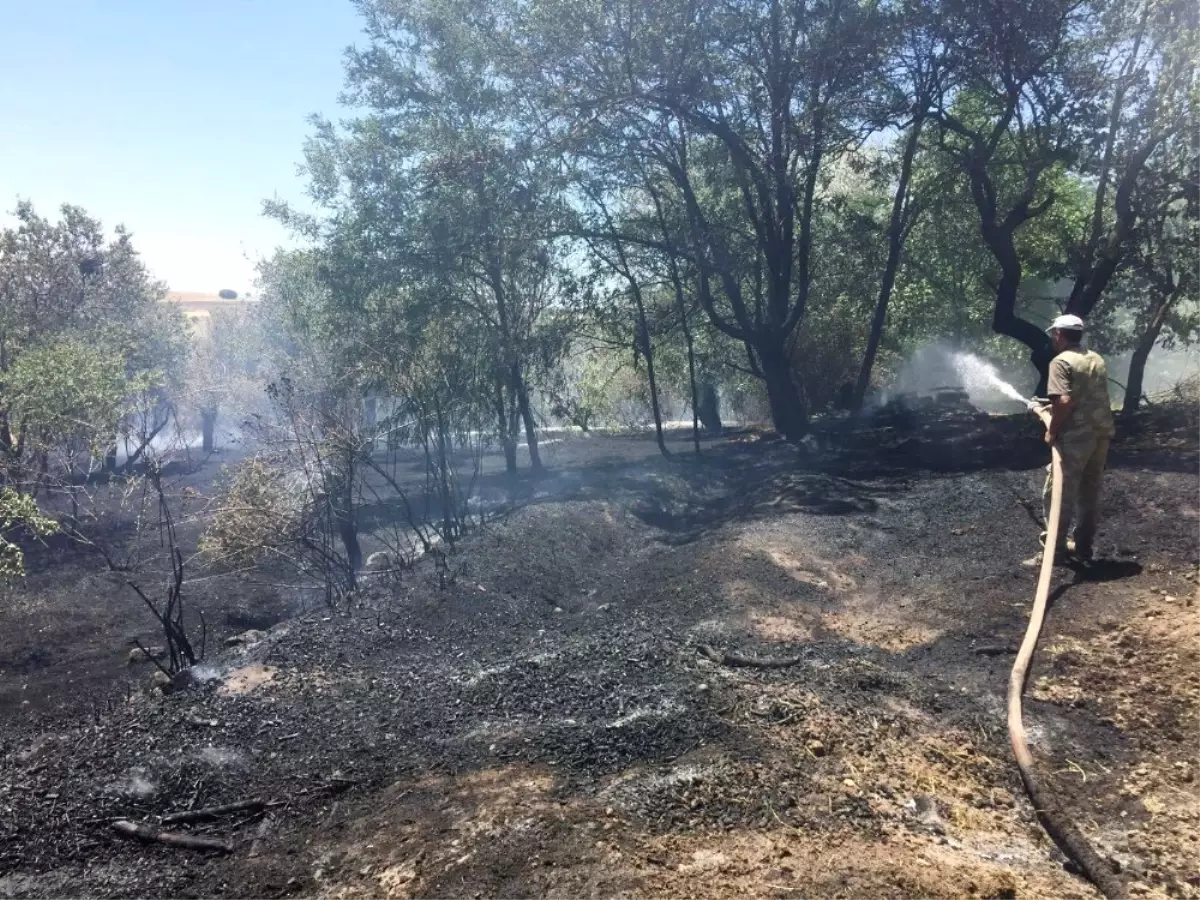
[677, 295, 702, 452]
[992, 262, 1056, 396]
[648, 183, 702, 454]
[493, 373, 519, 473]
[338, 516, 362, 578]
[696, 381, 722, 433]
[675, 280, 703, 452]
[1122, 289, 1176, 416]
[512, 363, 542, 472]
[657, 61, 825, 446]
[433, 395, 456, 538]
[634, 305, 670, 458]
[756, 339, 807, 440]
[954, 148, 1057, 392]
[853, 114, 924, 410]
[487, 249, 542, 474]
[201, 408, 218, 454]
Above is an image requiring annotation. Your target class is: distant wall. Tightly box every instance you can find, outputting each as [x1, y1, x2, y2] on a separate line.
[164, 292, 257, 338]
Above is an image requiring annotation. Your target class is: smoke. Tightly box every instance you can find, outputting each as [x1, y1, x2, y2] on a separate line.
[880, 340, 1200, 414]
[198, 745, 244, 768]
[187, 664, 223, 684]
[112, 416, 246, 467]
[1107, 345, 1200, 403]
[106, 770, 158, 799]
[877, 344, 1033, 413]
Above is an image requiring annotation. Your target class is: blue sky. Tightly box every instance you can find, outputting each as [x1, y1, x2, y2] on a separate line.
[0, 1, 364, 293]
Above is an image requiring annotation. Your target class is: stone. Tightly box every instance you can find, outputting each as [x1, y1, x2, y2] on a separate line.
[127, 646, 166, 665]
[17, 734, 57, 764]
[225, 629, 268, 647]
[991, 788, 1016, 808]
[365, 551, 392, 570]
[147, 670, 174, 694]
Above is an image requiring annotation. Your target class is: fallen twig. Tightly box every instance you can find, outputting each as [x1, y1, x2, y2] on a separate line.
[697, 644, 803, 668]
[974, 645, 1018, 657]
[161, 798, 265, 825]
[249, 815, 274, 857]
[111, 819, 232, 853]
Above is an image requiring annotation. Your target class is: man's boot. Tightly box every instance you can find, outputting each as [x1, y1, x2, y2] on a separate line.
[1022, 535, 1072, 568]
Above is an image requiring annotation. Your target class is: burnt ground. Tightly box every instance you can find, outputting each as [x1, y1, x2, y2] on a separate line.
[1, 408, 1197, 899]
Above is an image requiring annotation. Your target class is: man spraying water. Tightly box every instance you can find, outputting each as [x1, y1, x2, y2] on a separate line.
[1024, 314, 1115, 567]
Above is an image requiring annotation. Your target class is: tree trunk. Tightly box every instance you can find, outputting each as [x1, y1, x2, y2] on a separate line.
[485, 243, 540, 473]
[648, 182, 701, 454]
[683, 323, 701, 453]
[339, 516, 362, 578]
[668, 259, 701, 453]
[124, 412, 171, 474]
[434, 396, 456, 537]
[696, 381, 722, 433]
[331, 462, 361, 582]
[853, 114, 923, 411]
[992, 274, 1055, 395]
[756, 339, 807, 440]
[512, 363, 542, 472]
[492, 374, 519, 473]
[632, 294, 670, 458]
[585, 184, 669, 457]
[1122, 290, 1175, 416]
[977, 202, 1054, 393]
[201, 409, 218, 454]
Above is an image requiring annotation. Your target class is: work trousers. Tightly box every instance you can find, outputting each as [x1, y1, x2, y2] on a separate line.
[1042, 433, 1111, 554]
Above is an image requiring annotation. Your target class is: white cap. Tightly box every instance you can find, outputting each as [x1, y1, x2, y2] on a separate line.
[1047, 314, 1085, 333]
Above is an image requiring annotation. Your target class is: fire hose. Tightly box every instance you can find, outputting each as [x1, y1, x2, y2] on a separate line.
[1011, 403, 1125, 899]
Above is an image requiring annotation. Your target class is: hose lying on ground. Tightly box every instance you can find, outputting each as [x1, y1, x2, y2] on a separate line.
[1010, 407, 1125, 899]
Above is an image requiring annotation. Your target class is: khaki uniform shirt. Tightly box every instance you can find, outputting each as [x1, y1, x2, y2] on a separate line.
[1047, 348, 1115, 439]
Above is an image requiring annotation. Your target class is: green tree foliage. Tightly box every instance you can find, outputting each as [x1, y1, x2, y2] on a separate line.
[0, 203, 187, 493]
[261, 0, 1195, 446]
[523, 0, 893, 438]
[0, 488, 58, 577]
[268, 0, 578, 471]
[1, 340, 157, 481]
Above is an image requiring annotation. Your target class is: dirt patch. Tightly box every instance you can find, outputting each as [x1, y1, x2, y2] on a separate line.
[218, 664, 278, 696]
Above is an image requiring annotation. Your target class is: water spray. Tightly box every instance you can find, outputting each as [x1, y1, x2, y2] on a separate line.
[950, 351, 1030, 405]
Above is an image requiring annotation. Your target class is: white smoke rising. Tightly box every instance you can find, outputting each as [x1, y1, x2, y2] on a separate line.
[106, 770, 158, 799]
[880, 344, 1032, 413]
[198, 746, 244, 768]
[187, 664, 223, 684]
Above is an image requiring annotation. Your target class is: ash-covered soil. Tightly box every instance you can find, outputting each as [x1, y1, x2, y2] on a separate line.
[1, 409, 1197, 899]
